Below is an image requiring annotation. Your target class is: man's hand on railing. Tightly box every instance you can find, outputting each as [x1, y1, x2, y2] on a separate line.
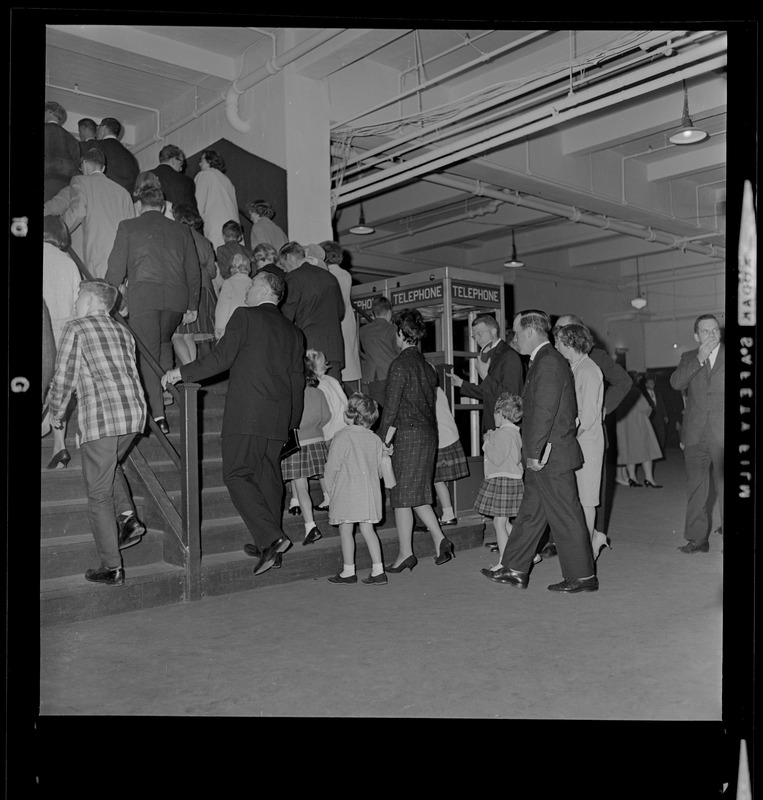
[182, 310, 198, 326]
[162, 368, 182, 389]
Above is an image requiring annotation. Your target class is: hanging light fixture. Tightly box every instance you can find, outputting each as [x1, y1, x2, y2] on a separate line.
[630, 257, 648, 309]
[668, 81, 709, 146]
[349, 203, 374, 235]
[503, 229, 524, 268]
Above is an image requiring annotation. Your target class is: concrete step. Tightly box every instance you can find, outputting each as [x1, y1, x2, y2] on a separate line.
[40, 517, 487, 627]
[41, 497, 147, 539]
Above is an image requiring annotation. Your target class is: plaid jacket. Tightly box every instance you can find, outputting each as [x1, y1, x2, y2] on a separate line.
[47, 310, 147, 445]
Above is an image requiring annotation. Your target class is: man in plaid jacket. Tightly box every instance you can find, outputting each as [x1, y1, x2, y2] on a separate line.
[47, 280, 148, 586]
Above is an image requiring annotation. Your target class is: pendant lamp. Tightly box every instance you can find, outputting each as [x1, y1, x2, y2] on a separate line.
[349, 203, 374, 235]
[503, 229, 524, 268]
[669, 81, 709, 145]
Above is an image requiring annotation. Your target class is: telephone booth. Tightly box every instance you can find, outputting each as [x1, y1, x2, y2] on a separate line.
[351, 267, 506, 514]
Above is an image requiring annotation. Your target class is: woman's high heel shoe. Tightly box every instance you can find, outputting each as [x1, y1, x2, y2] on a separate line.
[627, 478, 642, 487]
[643, 480, 663, 488]
[435, 537, 455, 566]
[47, 448, 71, 469]
[386, 554, 418, 573]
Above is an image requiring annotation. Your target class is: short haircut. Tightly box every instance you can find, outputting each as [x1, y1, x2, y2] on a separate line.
[81, 147, 105, 169]
[78, 117, 97, 136]
[136, 187, 165, 209]
[253, 242, 278, 263]
[344, 392, 379, 428]
[694, 313, 719, 334]
[515, 309, 551, 337]
[202, 149, 225, 171]
[254, 269, 286, 303]
[494, 392, 523, 423]
[319, 240, 344, 266]
[133, 170, 162, 199]
[222, 220, 242, 240]
[173, 203, 203, 230]
[159, 144, 185, 163]
[43, 215, 71, 251]
[229, 253, 251, 276]
[371, 295, 392, 316]
[279, 241, 305, 261]
[247, 199, 275, 218]
[99, 117, 122, 137]
[79, 279, 118, 310]
[473, 314, 499, 334]
[556, 323, 593, 355]
[392, 308, 426, 344]
[303, 350, 323, 388]
[556, 313, 584, 327]
[45, 101, 66, 124]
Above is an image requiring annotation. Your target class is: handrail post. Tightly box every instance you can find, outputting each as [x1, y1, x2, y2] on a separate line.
[179, 383, 202, 600]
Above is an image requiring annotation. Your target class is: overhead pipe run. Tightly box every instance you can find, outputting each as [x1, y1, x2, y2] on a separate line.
[226, 28, 346, 133]
[423, 173, 726, 260]
[133, 28, 346, 153]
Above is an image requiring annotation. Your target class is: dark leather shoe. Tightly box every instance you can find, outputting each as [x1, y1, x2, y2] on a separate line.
[118, 515, 145, 549]
[539, 543, 558, 559]
[627, 479, 642, 487]
[439, 517, 457, 527]
[678, 540, 709, 554]
[644, 480, 663, 488]
[327, 573, 357, 584]
[253, 536, 292, 575]
[486, 567, 528, 589]
[85, 566, 125, 585]
[154, 417, 170, 435]
[243, 543, 260, 557]
[480, 567, 503, 578]
[483, 540, 498, 549]
[361, 572, 388, 585]
[547, 576, 599, 593]
[303, 526, 323, 546]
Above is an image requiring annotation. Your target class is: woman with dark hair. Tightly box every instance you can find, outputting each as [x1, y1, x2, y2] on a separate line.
[378, 308, 454, 571]
[194, 149, 239, 249]
[133, 171, 173, 219]
[555, 322, 608, 558]
[42, 215, 81, 468]
[247, 199, 287, 252]
[171, 203, 218, 364]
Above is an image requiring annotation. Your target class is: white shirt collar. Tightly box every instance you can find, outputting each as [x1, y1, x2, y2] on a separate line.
[708, 342, 720, 368]
[482, 339, 499, 354]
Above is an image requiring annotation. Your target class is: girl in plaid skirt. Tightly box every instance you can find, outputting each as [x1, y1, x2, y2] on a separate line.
[474, 392, 524, 572]
[281, 355, 331, 546]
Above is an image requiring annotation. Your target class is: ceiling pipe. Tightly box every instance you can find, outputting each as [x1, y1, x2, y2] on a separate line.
[133, 28, 345, 153]
[226, 28, 346, 133]
[399, 30, 497, 82]
[422, 173, 726, 260]
[333, 29, 703, 175]
[334, 37, 727, 203]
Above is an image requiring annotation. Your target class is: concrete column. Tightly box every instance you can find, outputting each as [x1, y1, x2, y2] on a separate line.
[282, 71, 334, 246]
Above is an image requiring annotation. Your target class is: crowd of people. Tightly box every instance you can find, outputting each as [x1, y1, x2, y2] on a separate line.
[42, 100, 725, 589]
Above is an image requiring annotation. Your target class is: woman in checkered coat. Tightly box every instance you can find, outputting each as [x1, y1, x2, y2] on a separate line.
[378, 308, 455, 571]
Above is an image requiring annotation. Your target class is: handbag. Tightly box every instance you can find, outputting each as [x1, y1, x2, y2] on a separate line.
[280, 428, 301, 460]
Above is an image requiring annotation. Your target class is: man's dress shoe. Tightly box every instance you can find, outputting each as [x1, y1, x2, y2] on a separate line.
[678, 540, 709, 554]
[547, 576, 599, 593]
[243, 542, 281, 567]
[118, 515, 146, 549]
[253, 536, 292, 575]
[539, 543, 558, 559]
[485, 567, 528, 589]
[85, 566, 125, 586]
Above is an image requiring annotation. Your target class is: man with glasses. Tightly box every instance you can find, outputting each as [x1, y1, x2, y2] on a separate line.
[669, 314, 725, 553]
[446, 314, 523, 434]
[44, 148, 135, 278]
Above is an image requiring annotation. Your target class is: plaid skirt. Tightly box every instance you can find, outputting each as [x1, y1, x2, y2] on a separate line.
[434, 439, 470, 483]
[280, 440, 328, 480]
[389, 425, 436, 509]
[474, 476, 524, 518]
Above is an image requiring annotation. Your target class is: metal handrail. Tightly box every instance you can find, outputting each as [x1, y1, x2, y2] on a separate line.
[67, 246, 203, 600]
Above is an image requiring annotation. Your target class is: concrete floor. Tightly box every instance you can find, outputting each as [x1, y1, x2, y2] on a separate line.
[39, 449, 723, 720]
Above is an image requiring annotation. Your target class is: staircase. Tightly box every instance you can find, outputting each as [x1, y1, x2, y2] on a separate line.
[40, 377, 486, 627]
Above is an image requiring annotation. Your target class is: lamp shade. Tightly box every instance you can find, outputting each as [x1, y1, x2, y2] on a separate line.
[669, 83, 709, 145]
[630, 297, 648, 310]
[349, 203, 374, 235]
[503, 229, 524, 268]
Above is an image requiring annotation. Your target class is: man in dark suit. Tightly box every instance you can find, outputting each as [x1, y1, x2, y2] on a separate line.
[78, 117, 98, 156]
[359, 295, 399, 411]
[94, 117, 140, 195]
[150, 144, 198, 212]
[446, 313, 523, 433]
[105, 187, 200, 433]
[670, 314, 724, 553]
[44, 100, 81, 202]
[162, 271, 306, 576]
[484, 309, 597, 593]
[279, 241, 345, 380]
